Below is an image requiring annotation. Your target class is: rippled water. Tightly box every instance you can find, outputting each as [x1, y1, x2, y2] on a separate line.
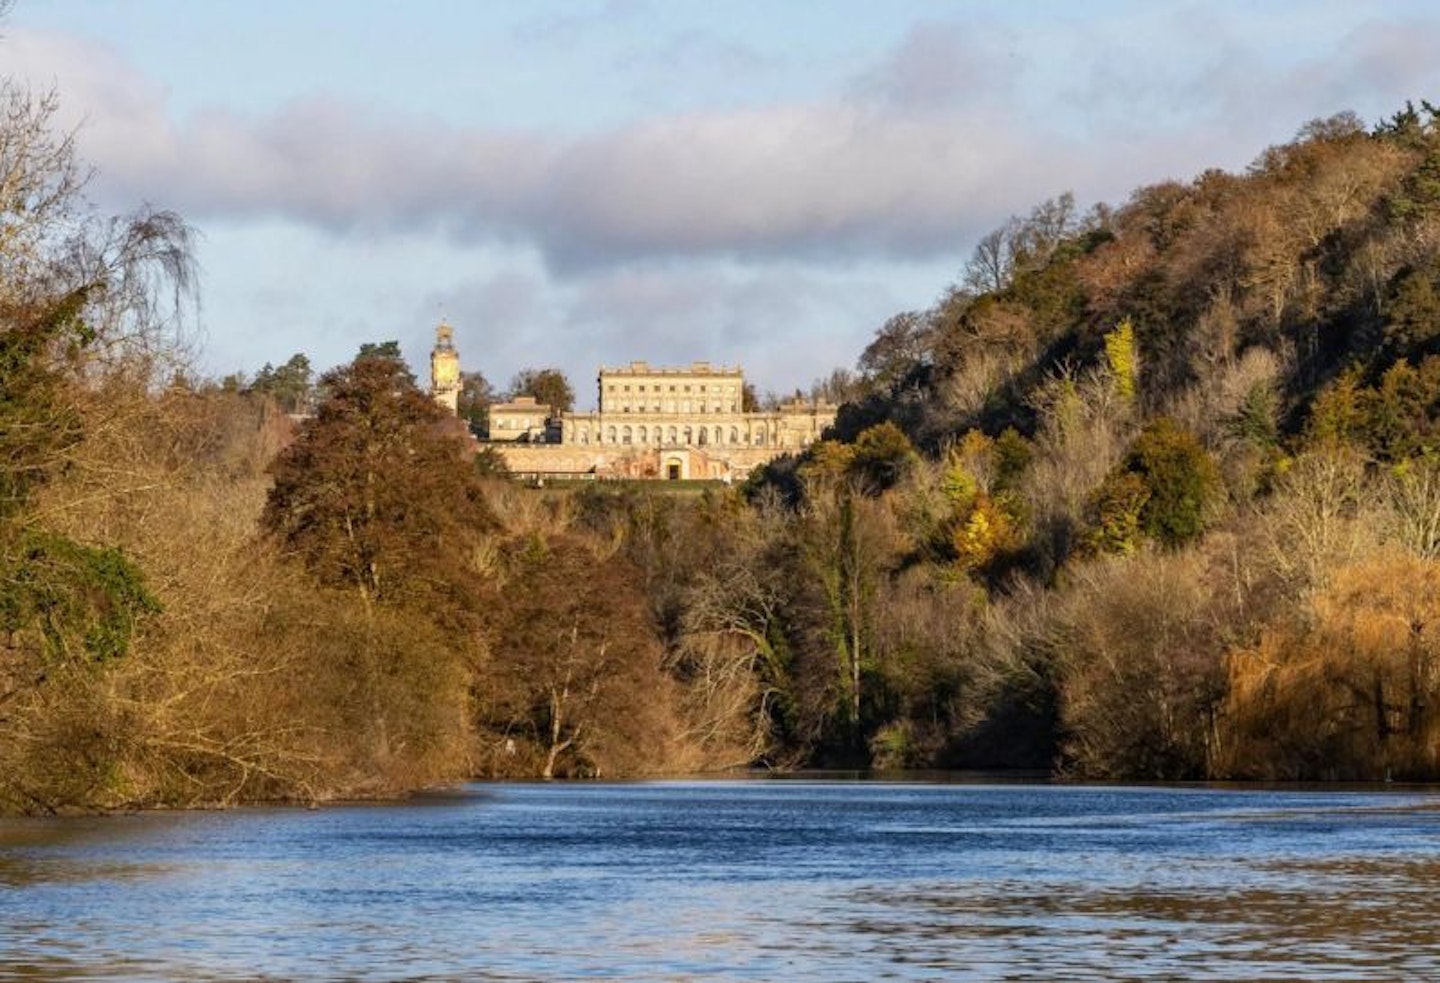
[3, 780, 1440, 980]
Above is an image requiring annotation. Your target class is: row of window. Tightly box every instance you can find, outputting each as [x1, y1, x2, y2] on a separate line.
[609, 402, 738, 414]
[578, 425, 772, 447]
[607, 382, 738, 395]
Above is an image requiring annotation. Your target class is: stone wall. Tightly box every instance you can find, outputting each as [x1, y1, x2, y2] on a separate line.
[494, 443, 796, 481]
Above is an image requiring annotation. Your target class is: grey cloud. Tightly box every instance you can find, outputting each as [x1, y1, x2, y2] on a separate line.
[535, 105, 1022, 267]
[1290, 17, 1440, 119]
[7, 26, 1051, 271]
[856, 20, 1022, 111]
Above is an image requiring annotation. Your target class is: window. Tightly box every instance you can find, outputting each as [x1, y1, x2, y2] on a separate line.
[668, 426, 677, 443]
[730, 427, 739, 444]
[622, 426, 632, 445]
[607, 426, 617, 444]
[638, 426, 648, 444]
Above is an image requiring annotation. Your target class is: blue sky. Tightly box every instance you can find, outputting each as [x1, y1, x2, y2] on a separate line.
[7, 1, 1440, 406]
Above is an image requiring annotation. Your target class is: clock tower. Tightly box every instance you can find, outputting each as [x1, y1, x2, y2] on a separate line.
[430, 321, 461, 414]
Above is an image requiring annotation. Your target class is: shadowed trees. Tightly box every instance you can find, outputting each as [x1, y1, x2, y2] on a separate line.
[480, 534, 681, 778]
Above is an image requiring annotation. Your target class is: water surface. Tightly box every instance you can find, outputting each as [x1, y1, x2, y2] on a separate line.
[2, 780, 1438, 980]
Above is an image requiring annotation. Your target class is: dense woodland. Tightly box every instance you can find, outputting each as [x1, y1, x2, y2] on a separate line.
[6, 71, 1440, 812]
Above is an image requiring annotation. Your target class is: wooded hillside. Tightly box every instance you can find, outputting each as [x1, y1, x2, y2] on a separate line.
[7, 82, 1440, 813]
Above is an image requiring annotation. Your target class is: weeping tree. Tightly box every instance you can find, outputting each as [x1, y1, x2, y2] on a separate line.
[0, 77, 198, 812]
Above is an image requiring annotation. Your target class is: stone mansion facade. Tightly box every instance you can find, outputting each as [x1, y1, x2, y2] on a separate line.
[428, 324, 837, 481]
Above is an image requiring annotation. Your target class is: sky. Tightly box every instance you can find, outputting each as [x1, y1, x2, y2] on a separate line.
[6, 1, 1440, 408]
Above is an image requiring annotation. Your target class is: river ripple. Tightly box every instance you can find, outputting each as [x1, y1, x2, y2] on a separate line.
[2, 780, 1439, 980]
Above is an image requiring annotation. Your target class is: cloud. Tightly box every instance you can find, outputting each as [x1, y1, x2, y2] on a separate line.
[11, 9, 1440, 281]
[2, 24, 1054, 272]
[534, 103, 1041, 268]
[856, 19, 1022, 111]
[1284, 16, 1440, 124]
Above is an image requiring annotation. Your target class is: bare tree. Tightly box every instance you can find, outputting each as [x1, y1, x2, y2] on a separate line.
[963, 220, 1018, 295]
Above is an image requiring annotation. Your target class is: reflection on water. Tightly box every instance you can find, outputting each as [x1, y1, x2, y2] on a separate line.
[2, 781, 1439, 980]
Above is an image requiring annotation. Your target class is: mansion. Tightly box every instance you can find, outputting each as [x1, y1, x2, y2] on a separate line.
[428, 324, 837, 481]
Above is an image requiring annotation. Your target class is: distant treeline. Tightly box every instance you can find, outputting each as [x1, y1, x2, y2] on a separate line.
[7, 75, 1440, 813]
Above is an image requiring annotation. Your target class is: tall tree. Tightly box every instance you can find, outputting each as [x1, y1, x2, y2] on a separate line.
[263, 348, 494, 616]
[509, 367, 575, 413]
[249, 352, 313, 414]
[857, 311, 931, 391]
[457, 370, 495, 436]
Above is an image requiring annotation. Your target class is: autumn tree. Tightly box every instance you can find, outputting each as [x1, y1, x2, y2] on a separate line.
[259, 346, 497, 779]
[1103, 318, 1138, 402]
[263, 347, 495, 615]
[1222, 552, 1440, 780]
[808, 368, 866, 407]
[675, 528, 789, 765]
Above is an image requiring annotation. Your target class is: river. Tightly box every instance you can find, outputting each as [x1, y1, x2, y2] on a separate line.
[2, 779, 1438, 980]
